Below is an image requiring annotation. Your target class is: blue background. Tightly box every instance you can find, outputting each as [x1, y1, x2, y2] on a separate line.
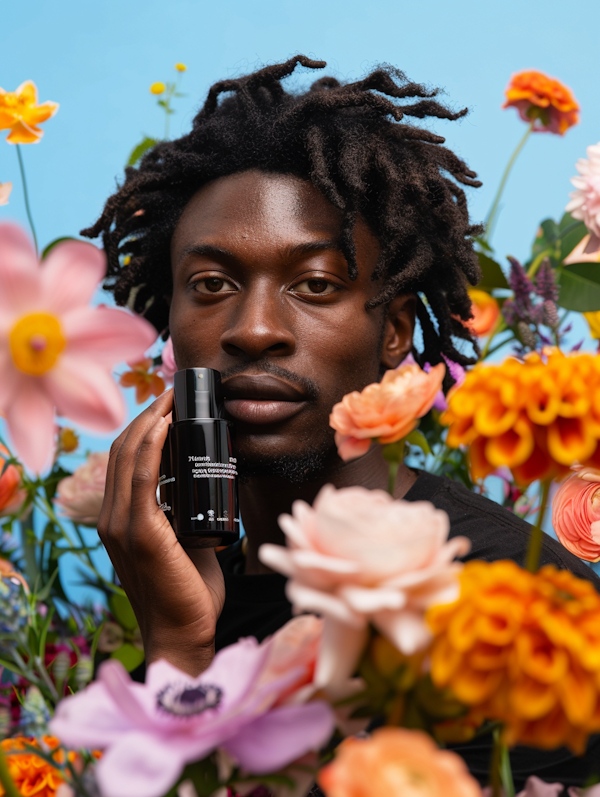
[1, 0, 600, 598]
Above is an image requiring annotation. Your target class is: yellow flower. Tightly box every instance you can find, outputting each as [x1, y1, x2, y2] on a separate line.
[58, 427, 79, 453]
[584, 311, 600, 340]
[175, 63, 187, 72]
[119, 358, 166, 404]
[0, 736, 71, 797]
[443, 348, 600, 485]
[0, 81, 59, 144]
[427, 560, 600, 753]
[150, 82, 166, 95]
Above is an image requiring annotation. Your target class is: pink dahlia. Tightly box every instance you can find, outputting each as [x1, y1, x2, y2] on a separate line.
[0, 223, 156, 471]
[566, 142, 600, 238]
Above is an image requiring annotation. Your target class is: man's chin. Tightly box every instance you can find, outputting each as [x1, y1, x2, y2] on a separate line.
[235, 444, 338, 484]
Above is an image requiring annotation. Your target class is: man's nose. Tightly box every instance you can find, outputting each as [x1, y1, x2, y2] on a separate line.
[219, 290, 296, 359]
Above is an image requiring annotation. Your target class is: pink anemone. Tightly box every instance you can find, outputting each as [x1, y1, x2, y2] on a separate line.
[0, 223, 157, 471]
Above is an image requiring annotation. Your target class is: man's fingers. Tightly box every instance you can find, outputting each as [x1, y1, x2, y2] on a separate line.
[130, 415, 170, 517]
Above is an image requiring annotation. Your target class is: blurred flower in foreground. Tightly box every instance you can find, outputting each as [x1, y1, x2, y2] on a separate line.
[0, 182, 12, 205]
[259, 485, 469, 688]
[566, 142, 600, 237]
[428, 559, 600, 753]
[465, 289, 500, 337]
[502, 70, 579, 135]
[55, 451, 109, 527]
[318, 727, 481, 797]
[329, 363, 445, 461]
[552, 465, 600, 561]
[443, 348, 600, 485]
[1, 735, 72, 797]
[51, 627, 334, 797]
[0, 223, 156, 471]
[150, 82, 165, 95]
[0, 81, 59, 144]
[119, 358, 165, 404]
[0, 444, 26, 517]
[158, 336, 177, 384]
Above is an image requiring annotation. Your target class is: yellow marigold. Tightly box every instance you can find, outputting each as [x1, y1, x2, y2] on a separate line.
[119, 358, 165, 404]
[442, 348, 600, 485]
[0, 736, 72, 797]
[503, 70, 579, 135]
[150, 82, 165, 95]
[0, 81, 59, 144]
[427, 560, 600, 754]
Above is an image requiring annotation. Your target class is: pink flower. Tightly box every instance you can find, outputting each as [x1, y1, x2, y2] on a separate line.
[566, 142, 600, 238]
[50, 630, 335, 797]
[259, 485, 469, 688]
[55, 451, 109, 526]
[0, 223, 156, 472]
[159, 336, 177, 384]
[329, 363, 445, 461]
[551, 465, 600, 561]
[0, 182, 12, 206]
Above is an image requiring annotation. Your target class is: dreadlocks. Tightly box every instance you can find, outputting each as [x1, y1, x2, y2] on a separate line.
[83, 55, 483, 372]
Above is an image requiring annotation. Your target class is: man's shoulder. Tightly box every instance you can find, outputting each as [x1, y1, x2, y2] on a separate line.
[404, 470, 600, 585]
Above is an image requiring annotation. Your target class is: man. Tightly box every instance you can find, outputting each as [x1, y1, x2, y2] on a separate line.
[90, 57, 599, 787]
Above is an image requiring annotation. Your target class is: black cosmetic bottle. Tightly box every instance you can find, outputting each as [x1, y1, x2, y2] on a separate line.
[159, 368, 240, 548]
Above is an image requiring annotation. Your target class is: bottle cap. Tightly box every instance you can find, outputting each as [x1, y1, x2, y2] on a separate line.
[172, 368, 224, 421]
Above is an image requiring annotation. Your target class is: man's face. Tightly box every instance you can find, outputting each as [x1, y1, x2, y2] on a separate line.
[169, 170, 411, 475]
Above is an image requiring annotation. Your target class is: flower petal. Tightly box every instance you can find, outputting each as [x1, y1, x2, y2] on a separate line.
[62, 306, 157, 366]
[314, 617, 368, 689]
[0, 222, 41, 316]
[285, 581, 363, 627]
[5, 379, 55, 472]
[42, 240, 106, 313]
[373, 608, 432, 655]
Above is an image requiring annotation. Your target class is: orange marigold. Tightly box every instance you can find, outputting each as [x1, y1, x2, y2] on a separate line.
[119, 358, 165, 404]
[503, 70, 579, 135]
[442, 348, 600, 485]
[427, 560, 600, 753]
[0, 81, 59, 144]
[0, 736, 72, 797]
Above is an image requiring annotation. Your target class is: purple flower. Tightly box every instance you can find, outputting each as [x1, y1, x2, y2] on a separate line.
[535, 259, 559, 303]
[49, 636, 334, 797]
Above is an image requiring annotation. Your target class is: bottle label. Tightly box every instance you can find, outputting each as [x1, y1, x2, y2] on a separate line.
[187, 455, 238, 480]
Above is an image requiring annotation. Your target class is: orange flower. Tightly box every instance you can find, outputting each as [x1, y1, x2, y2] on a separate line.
[318, 727, 481, 797]
[119, 358, 165, 404]
[466, 289, 500, 337]
[503, 70, 579, 135]
[551, 466, 600, 562]
[428, 560, 600, 753]
[0, 82, 59, 144]
[0, 444, 26, 517]
[329, 363, 445, 461]
[0, 736, 72, 797]
[443, 348, 600, 485]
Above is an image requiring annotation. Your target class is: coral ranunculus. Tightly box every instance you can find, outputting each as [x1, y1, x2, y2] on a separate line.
[0, 736, 70, 797]
[0, 223, 156, 472]
[0, 81, 59, 144]
[259, 484, 469, 688]
[55, 451, 109, 527]
[329, 363, 445, 461]
[551, 466, 600, 561]
[428, 560, 600, 753]
[443, 348, 600, 485]
[566, 142, 600, 238]
[466, 289, 500, 337]
[503, 70, 579, 135]
[318, 728, 482, 797]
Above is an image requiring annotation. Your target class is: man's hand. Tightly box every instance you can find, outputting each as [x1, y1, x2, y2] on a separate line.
[98, 390, 225, 676]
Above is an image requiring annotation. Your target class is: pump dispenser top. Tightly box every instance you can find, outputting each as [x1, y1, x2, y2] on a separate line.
[172, 368, 224, 422]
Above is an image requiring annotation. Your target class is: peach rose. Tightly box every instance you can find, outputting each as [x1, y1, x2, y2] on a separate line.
[329, 363, 445, 461]
[318, 728, 481, 797]
[466, 289, 500, 337]
[259, 484, 469, 687]
[0, 444, 26, 517]
[55, 451, 109, 526]
[551, 465, 600, 561]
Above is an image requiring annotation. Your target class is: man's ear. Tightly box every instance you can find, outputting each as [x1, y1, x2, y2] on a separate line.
[380, 293, 417, 370]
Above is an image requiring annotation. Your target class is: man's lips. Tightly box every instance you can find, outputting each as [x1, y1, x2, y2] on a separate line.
[222, 374, 308, 425]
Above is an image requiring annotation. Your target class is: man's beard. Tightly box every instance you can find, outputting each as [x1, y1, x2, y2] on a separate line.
[236, 440, 338, 484]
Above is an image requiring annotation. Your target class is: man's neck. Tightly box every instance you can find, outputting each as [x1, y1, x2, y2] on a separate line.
[239, 447, 417, 574]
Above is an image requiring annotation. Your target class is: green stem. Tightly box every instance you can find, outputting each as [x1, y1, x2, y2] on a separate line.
[525, 479, 551, 573]
[0, 745, 20, 797]
[388, 460, 399, 496]
[20, 511, 39, 587]
[500, 738, 515, 797]
[16, 144, 38, 255]
[526, 249, 552, 280]
[490, 726, 503, 797]
[480, 319, 507, 360]
[483, 124, 533, 245]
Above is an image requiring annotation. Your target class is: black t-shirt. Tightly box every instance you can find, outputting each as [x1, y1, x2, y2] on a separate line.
[215, 470, 600, 789]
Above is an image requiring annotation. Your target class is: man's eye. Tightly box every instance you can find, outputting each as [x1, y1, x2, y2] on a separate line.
[193, 277, 237, 294]
[292, 279, 338, 295]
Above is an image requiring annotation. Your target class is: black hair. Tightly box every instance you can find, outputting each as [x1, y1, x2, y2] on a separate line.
[83, 55, 483, 375]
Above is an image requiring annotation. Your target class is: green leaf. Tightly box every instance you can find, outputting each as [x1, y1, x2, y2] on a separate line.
[405, 429, 432, 456]
[35, 569, 59, 603]
[38, 605, 55, 658]
[126, 136, 159, 167]
[382, 441, 406, 463]
[559, 220, 588, 262]
[557, 264, 600, 311]
[476, 252, 509, 292]
[110, 642, 144, 672]
[109, 593, 138, 631]
[540, 218, 560, 244]
[41, 237, 76, 259]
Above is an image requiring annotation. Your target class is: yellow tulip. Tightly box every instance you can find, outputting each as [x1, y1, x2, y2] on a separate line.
[0, 81, 59, 144]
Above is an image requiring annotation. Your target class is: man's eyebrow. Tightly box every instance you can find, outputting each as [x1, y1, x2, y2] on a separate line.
[178, 239, 342, 263]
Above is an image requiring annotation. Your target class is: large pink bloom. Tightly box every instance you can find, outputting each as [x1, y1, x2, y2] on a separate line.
[0, 223, 156, 471]
[50, 625, 334, 797]
[259, 485, 469, 688]
[551, 466, 600, 561]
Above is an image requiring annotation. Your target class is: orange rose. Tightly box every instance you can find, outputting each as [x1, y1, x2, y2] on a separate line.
[318, 727, 481, 797]
[329, 363, 445, 461]
[466, 289, 500, 337]
[0, 444, 26, 516]
[503, 70, 579, 135]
